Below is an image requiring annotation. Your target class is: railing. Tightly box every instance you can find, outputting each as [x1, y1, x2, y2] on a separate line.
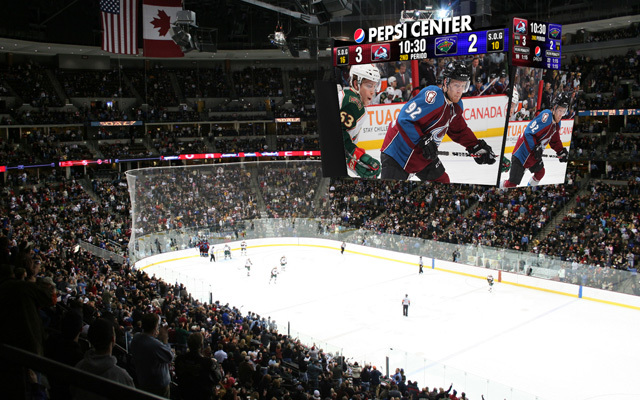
[0, 344, 164, 400]
[78, 240, 126, 264]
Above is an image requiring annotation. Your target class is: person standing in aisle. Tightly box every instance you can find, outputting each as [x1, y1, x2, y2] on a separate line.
[402, 294, 410, 317]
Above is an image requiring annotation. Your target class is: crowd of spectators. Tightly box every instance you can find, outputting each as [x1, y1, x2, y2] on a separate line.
[276, 136, 319, 151]
[215, 138, 268, 153]
[127, 66, 179, 108]
[56, 69, 132, 98]
[2, 62, 63, 107]
[131, 166, 260, 237]
[257, 164, 322, 218]
[537, 180, 640, 272]
[176, 66, 231, 98]
[233, 67, 284, 97]
[98, 141, 151, 159]
[568, 23, 640, 44]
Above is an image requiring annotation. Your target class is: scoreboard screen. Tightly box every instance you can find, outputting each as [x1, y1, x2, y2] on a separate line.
[511, 17, 562, 70]
[333, 28, 509, 66]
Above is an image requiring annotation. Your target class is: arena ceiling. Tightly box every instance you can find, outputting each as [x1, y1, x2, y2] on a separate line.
[0, 0, 637, 59]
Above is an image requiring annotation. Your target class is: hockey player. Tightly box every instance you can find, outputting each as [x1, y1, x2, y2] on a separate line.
[341, 241, 346, 255]
[240, 240, 247, 256]
[280, 255, 287, 271]
[245, 258, 252, 276]
[339, 64, 382, 178]
[489, 70, 508, 95]
[380, 61, 497, 182]
[501, 93, 570, 188]
[487, 274, 495, 292]
[269, 267, 278, 284]
[209, 245, 216, 262]
[224, 244, 232, 260]
[418, 256, 423, 274]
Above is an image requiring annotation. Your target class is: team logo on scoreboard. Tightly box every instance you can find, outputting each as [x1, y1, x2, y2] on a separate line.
[371, 44, 390, 61]
[434, 36, 457, 55]
[548, 24, 562, 39]
[354, 28, 366, 43]
[514, 18, 528, 34]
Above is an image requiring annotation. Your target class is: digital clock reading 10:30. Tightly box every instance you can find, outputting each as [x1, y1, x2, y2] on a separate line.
[399, 38, 427, 54]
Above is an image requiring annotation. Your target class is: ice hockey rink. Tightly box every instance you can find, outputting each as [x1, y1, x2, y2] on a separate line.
[139, 242, 640, 400]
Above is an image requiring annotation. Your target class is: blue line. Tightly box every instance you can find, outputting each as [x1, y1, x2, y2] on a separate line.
[432, 258, 435, 269]
[579, 285, 583, 298]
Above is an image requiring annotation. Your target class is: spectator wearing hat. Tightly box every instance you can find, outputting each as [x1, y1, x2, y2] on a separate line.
[370, 365, 382, 396]
[73, 318, 134, 399]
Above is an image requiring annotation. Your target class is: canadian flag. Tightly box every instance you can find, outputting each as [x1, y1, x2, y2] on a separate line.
[142, 0, 184, 57]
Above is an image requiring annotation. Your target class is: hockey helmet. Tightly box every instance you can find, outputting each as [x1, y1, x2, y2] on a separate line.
[500, 69, 508, 78]
[553, 92, 571, 109]
[349, 64, 381, 89]
[442, 61, 470, 92]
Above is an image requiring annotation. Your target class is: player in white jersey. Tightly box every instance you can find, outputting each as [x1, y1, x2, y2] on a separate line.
[280, 255, 287, 271]
[240, 240, 247, 255]
[269, 267, 279, 284]
[245, 258, 252, 276]
[224, 244, 232, 259]
[487, 274, 495, 292]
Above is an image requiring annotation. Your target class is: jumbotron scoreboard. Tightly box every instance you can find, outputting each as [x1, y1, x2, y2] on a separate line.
[332, 16, 561, 68]
[333, 27, 508, 66]
[511, 18, 562, 70]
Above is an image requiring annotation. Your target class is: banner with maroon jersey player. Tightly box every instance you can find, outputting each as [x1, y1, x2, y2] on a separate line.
[498, 66, 576, 188]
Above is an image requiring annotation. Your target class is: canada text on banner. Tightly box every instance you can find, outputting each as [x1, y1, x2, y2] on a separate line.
[100, 0, 138, 55]
[142, 0, 184, 57]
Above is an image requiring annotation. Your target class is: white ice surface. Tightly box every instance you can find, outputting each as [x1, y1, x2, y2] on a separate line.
[143, 244, 640, 400]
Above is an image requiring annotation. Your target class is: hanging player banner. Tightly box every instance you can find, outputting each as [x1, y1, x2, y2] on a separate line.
[499, 65, 575, 188]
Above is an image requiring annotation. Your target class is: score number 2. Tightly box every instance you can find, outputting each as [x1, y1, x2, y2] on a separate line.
[468, 34, 478, 53]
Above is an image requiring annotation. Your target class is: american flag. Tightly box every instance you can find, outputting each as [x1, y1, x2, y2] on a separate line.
[100, 0, 138, 55]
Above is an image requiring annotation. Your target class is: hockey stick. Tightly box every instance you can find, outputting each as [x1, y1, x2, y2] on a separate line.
[479, 77, 500, 96]
[437, 150, 477, 157]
